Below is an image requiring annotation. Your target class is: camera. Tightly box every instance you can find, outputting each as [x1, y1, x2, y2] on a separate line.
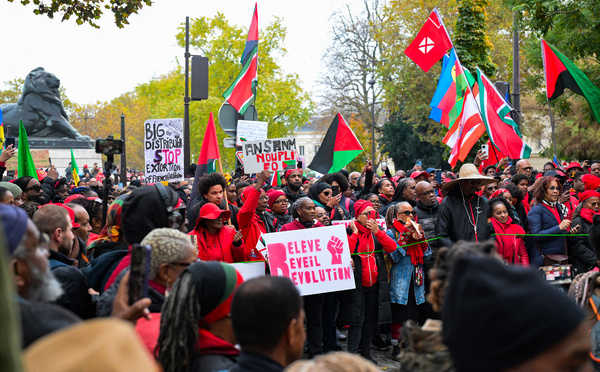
[95, 137, 124, 155]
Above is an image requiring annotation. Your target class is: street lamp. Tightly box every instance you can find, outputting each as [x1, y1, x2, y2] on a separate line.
[368, 77, 375, 162]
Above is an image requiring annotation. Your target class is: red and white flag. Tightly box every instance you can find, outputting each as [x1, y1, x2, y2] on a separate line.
[404, 9, 453, 72]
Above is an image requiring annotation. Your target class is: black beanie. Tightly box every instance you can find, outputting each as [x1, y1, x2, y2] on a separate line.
[442, 256, 584, 372]
[307, 182, 332, 202]
[121, 185, 179, 244]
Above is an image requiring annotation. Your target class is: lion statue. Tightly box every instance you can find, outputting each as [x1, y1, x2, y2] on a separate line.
[0, 67, 89, 140]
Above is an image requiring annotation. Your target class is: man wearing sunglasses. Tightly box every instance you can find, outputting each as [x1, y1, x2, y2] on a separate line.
[14, 176, 44, 204]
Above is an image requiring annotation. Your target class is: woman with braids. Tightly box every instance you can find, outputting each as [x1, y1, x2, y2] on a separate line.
[280, 197, 325, 357]
[489, 196, 529, 267]
[385, 202, 431, 360]
[569, 190, 600, 274]
[371, 179, 395, 212]
[157, 261, 244, 372]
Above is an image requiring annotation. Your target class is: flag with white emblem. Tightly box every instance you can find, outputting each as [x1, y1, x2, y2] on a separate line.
[404, 9, 453, 72]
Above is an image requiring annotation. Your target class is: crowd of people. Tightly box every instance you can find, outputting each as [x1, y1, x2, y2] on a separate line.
[2, 146, 600, 372]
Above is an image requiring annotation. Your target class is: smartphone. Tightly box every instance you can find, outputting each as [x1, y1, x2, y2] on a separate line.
[382, 161, 387, 168]
[481, 144, 489, 159]
[435, 169, 442, 184]
[5, 137, 15, 149]
[332, 185, 341, 196]
[95, 138, 125, 155]
[415, 160, 422, 167]
[129, 244, 151, 305]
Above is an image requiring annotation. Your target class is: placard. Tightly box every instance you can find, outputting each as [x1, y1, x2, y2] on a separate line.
[332, 218, 387, 230]
[264, 225, 355, 296]
[144, 118, 184, 183]
[236, 120, 268, 146]
[242, 137, 297, 174]
[5, 149, 50, 171]
[230, 262, 266, 281]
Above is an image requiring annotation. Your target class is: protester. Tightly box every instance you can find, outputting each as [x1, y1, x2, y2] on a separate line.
[280, 197, 325, 357]
[386, 201, 431, 360]
[414, 181, 440, 255]
[268, 188, 292, 230]
[516, 159, 534, 181]
[314, 206, 330, 226]
[157, 261, 244, 372]
[338, 200, 397, 364]
[65, 202, 92, 268]
[436, 164, 495, 247]
[371, 179, 395, 212]
[591, 161, 600, 178]
[307, 181, 348, 221]
[528, 176, 577, 268]
[443, 255, 592, 372]
[582, 173, 600, 192]
[230, 276, 305, 372]
[14, 176, 44, 204]
[0, 186, 15, 205]
[282, 169, 307, 205]
[349, 172, 361, 187]
[363, 193, 383, 218]
[481, 181, 498, 199]
[384, 178, 417, 215]
[569, 190, 600, 274]
[488, 197, 529, 266]
[188, 203, 247, 263]
[187, 173, 240, 232]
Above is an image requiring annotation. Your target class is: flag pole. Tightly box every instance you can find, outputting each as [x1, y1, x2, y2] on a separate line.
[546, 99, 560, 163]
[217, 156, 232, 225]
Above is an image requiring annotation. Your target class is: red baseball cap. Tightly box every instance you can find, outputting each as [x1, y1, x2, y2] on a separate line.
[410, 171, 430, 180]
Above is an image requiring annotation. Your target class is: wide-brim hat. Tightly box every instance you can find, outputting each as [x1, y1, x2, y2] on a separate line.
[442, 163, 496, 193]
[196, 203, 231, 227]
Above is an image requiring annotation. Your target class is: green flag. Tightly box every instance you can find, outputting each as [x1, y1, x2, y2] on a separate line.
[70, 149, 80, 185]
[17, 120, 37, 178]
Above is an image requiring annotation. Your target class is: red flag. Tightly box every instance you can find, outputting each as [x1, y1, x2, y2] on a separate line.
[404, 9, 453, 72]
[447, 86, 486, 167]
[189, 112, 221, 207]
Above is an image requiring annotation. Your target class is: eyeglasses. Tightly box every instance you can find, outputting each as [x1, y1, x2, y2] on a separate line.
[25, 184, 42, 192]
[486, 185, 497, 191]
[398, 210, 417, 216]
[547, 186, 560, 191]
[259, 195, 269, 201]
[417, 189, 435, 196]
[273, 198, 289, 205]
[169, 258, 200, 267]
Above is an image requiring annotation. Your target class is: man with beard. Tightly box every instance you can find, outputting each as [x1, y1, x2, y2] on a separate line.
[436, 164, 495, 248]
[282, 169, 306, 205]
[2, 205, 80, 348]
[315, 206, 331, 226]
[33, 204, 96, 319]
[14, 176, 44, 204]
[66, 202, 93, 268]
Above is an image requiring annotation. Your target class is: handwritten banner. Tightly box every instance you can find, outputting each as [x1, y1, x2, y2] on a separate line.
[236, 120, 268, 147]
[144, 118, 184, 183]
[264, 225, 355, 296]
[332, 218, 387, 230]
[242, 137, 297, 174]
[5, 149, 50, 171]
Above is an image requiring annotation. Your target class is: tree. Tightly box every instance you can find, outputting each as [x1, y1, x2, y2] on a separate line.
[0, 78, 24, 105]
[454, 0, 496, 76]
[8, 0, 152, 28]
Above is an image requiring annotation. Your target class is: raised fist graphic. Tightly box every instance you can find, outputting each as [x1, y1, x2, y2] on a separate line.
[327, 236, 344, 265]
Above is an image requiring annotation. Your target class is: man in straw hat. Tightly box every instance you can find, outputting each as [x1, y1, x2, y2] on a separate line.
[436, 163, 496, 247]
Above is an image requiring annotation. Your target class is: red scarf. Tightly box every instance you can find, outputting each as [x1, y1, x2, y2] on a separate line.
[355, 222, 374, 254]
[580, 208, 600, 224]
[379, 194, 391, 202]
[491, 216, 525, 264]
[392, 219, 426, 265]
[196, 328, 239, 357]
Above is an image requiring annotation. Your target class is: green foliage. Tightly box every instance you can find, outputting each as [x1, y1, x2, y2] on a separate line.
[454, 0, 496, 76]
[0, 78, 24, 105]
[9, 0, 152, 28]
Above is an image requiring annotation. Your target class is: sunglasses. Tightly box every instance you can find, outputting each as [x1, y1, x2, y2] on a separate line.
[321, 191, 331, 196]
[169, 258, 201, 267]
[25, 184, 42, 192]
[398, 210, 417, 216]
[547, 186, 560, 191]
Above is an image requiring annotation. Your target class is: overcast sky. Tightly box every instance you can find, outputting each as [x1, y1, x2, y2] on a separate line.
[0, 0, 361, 104]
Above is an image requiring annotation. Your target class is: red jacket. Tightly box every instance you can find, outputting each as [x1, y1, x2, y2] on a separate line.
[188, 224, 247, 263]
[348, 227, 397, 287]
[237, 187, 273, 261]
[280, 219, 325, 232]
[491, 217, 529, 266]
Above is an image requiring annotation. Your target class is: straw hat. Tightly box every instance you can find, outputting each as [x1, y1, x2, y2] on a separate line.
[23, 319, 160, 372]
[442, 163, 496, 193]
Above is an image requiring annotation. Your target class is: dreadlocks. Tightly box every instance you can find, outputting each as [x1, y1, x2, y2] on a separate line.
[156, 271, 201, 372]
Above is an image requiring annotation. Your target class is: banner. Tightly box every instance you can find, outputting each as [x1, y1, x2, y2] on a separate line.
[332, 218, 387, 230]
[264, 225, 355, 296]
[144, 118, 184, 183]
[5, 149, 49, 171]
[236, 120, 268, 146]
[242, 137, 297, 174]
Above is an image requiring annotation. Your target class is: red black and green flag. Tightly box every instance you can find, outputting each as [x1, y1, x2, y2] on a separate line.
[189, 112, 221, 208]
[308, 113, 363, 174]
[223, 4, 258, 115]
[542, 39, 600, 123]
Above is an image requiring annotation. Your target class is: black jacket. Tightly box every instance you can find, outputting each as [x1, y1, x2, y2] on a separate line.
[49, 250, 96, 319]
[186, 199, 240, 233]
[569, 216, 598, 274]
[229, 351, 284, 372]
[337, 232, 391, 327]
[19, 297, 81, 348]
[191, 354, 237, 372]
[436, 188, 494, 248]
[282, 185, 306, 206]
[97, 270, 165, 317]
[272, 212, 292, 231]
[83, 241, 129, 293]
[41, 176, 56, 205]
[415, 199, 441, 257]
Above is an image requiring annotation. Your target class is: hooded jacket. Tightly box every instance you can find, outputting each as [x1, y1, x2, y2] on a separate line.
[435, 187, 494, 248]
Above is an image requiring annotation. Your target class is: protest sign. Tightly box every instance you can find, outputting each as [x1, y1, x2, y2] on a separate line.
[6, 149, 50, 171]
[264, 225, 355, 296]
[230, 262, 266, 281]
[332, 218, 387, 230]
[242, 137, 297, 174]
[236, 120, 268, 147]
[144, 118, 184, 183]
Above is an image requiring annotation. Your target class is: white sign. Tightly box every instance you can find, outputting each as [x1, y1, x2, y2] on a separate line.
[236, 120, 268, 147]
[332, 218, 387, 230]
[242, 137, 297, 174]
[144, 118, 184, 183]
[264, 225, 355, 296]
[230, 262, 266, 281]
